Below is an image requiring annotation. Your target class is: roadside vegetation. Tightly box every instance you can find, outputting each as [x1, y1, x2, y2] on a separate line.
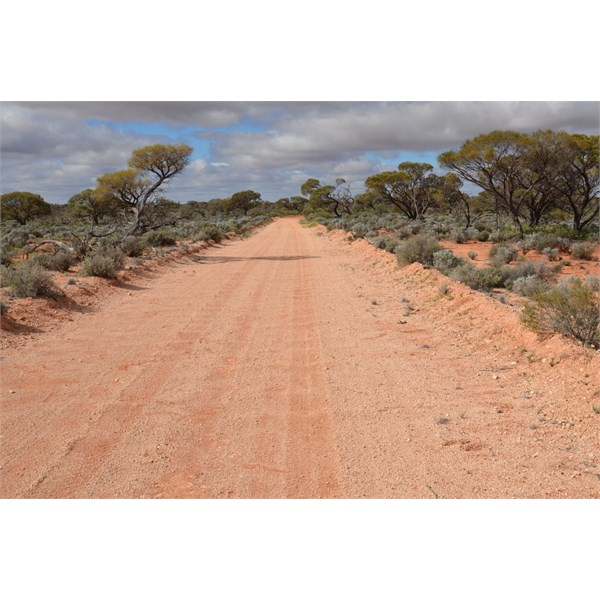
[2, 130, 598, 347]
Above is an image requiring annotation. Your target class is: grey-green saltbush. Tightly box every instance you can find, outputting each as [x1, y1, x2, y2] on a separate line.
[450, 264, 511, 292]
[489, 244, 518, 265]
[4, 262, 64, 299]
[542, 247, 560, 261]
[30, 250, 76, 272]
[120, 236, 147, 257]
[571, 242, 596, 260]
[372, 236, 388, 250]
[521, 278, 600, 347]
[144, 230, 176, 247]
[508, 260, 554, 283]
[395, 235, 442, 267]
[81, 247, 124, 279]
[196, 225, 224, 243]
[433, 249, 465, 274]
[511, 275, 551, 298]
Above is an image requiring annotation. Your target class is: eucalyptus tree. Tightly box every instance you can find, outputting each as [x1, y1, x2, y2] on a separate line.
[439, 131, 541, 236]
[0, 191, 51, 225]
[95, 143, 193, 237]
[364, 162, 444, 220]
[549, 133, 599, 232]
[301, 178, 354, 217]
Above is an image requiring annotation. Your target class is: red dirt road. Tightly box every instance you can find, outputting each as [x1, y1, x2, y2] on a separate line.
[1, 217, 599, 498]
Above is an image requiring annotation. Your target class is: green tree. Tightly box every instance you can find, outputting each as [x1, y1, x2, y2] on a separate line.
[517, 130, 564, 227]
[364, 162, 443, 220]
[67, 188, 122, 225]
[225, 190, 262, 214]
[301, 178, 353, 217]
[549, 133, 599, 232]
[96, 143, 192, 236]
[439, 131, 546, 236]
[1, 191, 52, 225]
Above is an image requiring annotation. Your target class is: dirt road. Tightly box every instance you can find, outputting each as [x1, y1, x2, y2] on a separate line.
[1, 217, 598, 498]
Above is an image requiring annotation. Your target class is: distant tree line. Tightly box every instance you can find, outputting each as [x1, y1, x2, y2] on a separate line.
[2, 130, 598, 239]
[300, 130, 598, 235]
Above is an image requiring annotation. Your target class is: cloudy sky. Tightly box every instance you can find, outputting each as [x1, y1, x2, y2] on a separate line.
[1, 101, 598, 204]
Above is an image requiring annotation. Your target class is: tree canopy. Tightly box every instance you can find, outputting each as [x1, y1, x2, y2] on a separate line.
[95, 143, 193, 236]
[1, 191, 52, 224]
[364, 162, 443, 220]
[301, 178, 353, 217]
[439, 130, 599, 234]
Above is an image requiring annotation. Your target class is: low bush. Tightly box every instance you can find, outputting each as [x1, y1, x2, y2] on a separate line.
[489, 244, 518, 265]
[509, 260, 554, 282]
[3, 261, 64, 299]
[384, 238, 400, 253]
[542, 247, 560, 261]
[81, 247, 124, 278]
[1, 245, 17, 266]
[0, 299, 9, 316]
[120, 236, 147, 257]
[511, 275, 551, 298]
[476, 230, 490, 242]
[449, 229, 466, 244]
[571, 242, 596, 260]
[372, 236, 388, 250]
[30, 250, 76, 272]
[449, 264, 511, 292]
[433, 249, 465, 274]
[395, 235, 442, 267]
[144, 230, 176, 246]
[521, 278, 600, 347]
[193, 225, 224, 243]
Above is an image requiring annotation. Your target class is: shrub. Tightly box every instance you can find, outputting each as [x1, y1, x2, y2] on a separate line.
[81, 247, 124, 278]
[120, 236, 147, 257]
[587, 276, 600, 292]
[197, 225, 224, 243]
[518, 234, 537, 255]
[384, 238, 400, 253]
[521, 278, 600, 346]
[0, 299, 9, 316]
[511, 275, 551, 298]
[509, 260, 554, 282]
[30, 250, 76, 272]
[524, 233, 571, 254]
[351, 223, 370, 238]
[433, 249, 465, 274]
[449, 229, 466, 244]
[143, 230, 176, 246]
[468, 251, 478, 260]
[372, 236, 388, 250]
[395, 235, 442, 267]
[4, 262, 64, 299]
[489, 244, 518, 265]
[464, 227, 479, 241]
[542, 247, 560, 261]
[1, 245, 17, 266]
[489, 230, 510, 243]
[450, 264, 510, 291]
[571, 242, 596, 260]
[476, 230, 490, 242]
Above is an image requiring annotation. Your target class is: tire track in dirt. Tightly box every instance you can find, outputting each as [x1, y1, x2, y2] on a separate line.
[1, 242, 271, 497]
